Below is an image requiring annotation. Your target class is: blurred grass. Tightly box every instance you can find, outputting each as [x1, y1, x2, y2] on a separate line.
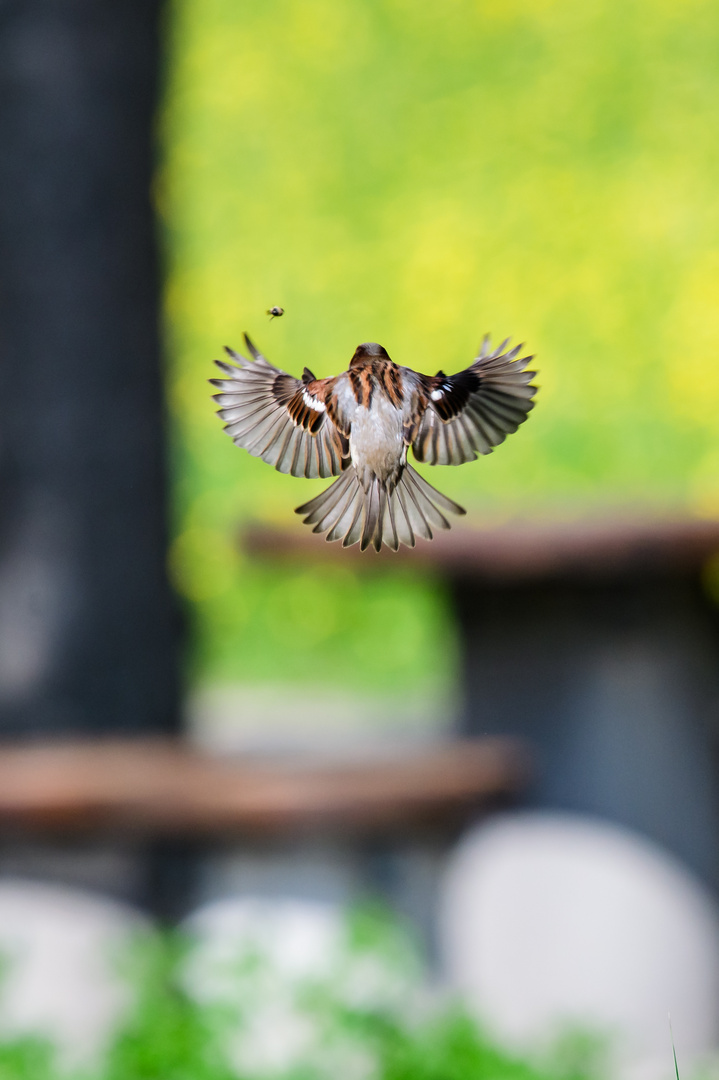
[0, 911, 607, 1080]
[159, 0, 719, 696]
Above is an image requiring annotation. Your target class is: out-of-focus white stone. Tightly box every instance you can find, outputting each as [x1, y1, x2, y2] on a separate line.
[439, 812, 719, 1080]
[0, 878, 147, 1067]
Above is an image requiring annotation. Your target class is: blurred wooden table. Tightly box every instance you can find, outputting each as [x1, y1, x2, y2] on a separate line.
[0, 737, 530, 839]
[242, 515, 719, 582]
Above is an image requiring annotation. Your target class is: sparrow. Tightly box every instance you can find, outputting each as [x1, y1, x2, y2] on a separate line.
[211, 334, 537, 552]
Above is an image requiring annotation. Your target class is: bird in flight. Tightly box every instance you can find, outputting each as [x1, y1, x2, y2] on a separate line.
[211, 335, 537, 552]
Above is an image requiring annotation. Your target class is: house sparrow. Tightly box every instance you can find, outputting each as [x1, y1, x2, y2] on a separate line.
[211, 334, 537, 552]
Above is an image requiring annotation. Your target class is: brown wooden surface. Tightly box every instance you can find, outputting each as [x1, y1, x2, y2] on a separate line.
[242, 516, 719, 582]
[0, 737, 530, 838]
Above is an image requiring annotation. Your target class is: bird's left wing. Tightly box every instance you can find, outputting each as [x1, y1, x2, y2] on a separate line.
[210, 334, 349, 478]
[410, 338, 537, 466]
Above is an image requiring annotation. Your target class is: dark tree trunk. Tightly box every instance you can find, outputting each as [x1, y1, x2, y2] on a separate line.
[0, 0, 180, 737]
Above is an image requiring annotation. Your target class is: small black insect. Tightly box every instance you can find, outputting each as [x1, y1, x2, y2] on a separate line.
[267, 306, 284, 320]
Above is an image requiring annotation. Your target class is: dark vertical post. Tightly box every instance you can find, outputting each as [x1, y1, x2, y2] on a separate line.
[0, 0, 180, 737]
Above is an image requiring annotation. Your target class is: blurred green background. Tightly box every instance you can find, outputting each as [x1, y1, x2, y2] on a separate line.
[159, 0, 719, 712]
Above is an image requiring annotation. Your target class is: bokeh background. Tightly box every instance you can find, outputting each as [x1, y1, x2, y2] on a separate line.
[2, 2, 719, 1076]
[161, 0, 719, 725]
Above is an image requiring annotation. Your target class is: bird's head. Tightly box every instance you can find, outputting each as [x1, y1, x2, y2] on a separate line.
[349, 342, 390, 367]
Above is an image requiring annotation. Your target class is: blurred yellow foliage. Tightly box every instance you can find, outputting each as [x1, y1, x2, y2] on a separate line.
[160, 0, 719, 693]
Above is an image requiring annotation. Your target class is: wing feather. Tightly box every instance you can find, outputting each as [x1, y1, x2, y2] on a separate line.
[411, 338, 538, 466]
[210, 334, 349, 479]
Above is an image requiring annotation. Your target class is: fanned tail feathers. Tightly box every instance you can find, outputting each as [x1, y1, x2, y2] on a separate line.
[295, 464, 465, 552]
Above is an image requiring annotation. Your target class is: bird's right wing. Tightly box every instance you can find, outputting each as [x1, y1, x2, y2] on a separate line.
[210, 335, 349, 479]
[411, 338, 537, 466]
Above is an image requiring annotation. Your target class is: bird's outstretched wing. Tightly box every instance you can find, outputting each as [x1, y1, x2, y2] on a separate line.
[210, 334, 349, 478]
[410, 338, 537, 466]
